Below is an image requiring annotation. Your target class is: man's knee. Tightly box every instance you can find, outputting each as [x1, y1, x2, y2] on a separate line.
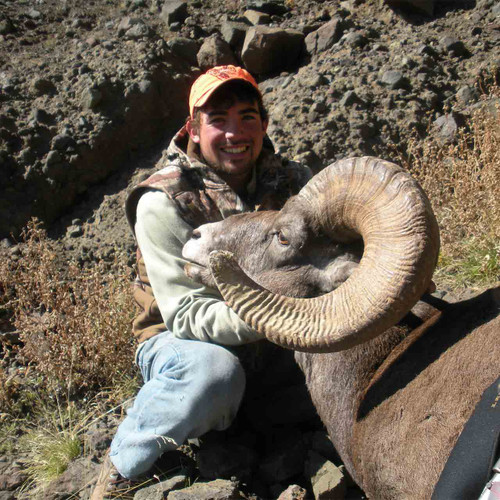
[148, 337, 246, 403]
[189, 342, 246, 398]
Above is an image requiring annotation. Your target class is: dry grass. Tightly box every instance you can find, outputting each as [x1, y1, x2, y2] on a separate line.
[0, 220, 136, 397]
[399, 87, 500, 290]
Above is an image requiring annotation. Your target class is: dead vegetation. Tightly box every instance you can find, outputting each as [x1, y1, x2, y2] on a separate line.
[399, 83, 500, 290]
[0, 220, 136, 403]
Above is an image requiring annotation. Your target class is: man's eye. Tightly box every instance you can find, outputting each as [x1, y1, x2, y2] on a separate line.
[243, 114, 257, 121]
[277, 231, 290, 246]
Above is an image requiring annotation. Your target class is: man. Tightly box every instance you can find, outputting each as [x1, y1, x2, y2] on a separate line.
[92, 65, 311, 499]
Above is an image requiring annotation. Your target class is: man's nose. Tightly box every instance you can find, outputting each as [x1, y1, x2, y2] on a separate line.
[225, 118, 244, 140]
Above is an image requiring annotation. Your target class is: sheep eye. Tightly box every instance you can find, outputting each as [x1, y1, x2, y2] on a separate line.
[277, 231, 290, 246]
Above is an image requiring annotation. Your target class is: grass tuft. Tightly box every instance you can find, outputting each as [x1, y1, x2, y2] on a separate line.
[23, 429, 81, 483]
[17, 397, 86, 498]
[435, 237, 499, 290]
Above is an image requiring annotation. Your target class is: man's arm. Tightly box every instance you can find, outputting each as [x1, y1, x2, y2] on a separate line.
[135, 190, 264, 345]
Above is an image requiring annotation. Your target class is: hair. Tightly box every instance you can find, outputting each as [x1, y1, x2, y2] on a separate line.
[190, 80, 268, 130]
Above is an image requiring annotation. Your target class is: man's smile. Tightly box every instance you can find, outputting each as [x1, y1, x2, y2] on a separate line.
[221, 145, 249, 154]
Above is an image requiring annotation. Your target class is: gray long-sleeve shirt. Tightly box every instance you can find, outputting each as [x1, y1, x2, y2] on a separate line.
[135, 190, 264, 345]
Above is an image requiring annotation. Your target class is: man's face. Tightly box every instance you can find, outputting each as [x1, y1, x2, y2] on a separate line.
[187, 98, 268, 182]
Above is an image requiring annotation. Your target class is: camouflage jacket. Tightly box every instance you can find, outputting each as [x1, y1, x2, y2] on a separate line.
[125, 125, 312, 344]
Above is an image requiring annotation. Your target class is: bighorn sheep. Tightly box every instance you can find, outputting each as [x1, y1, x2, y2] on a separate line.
[182, 157, 500, 499]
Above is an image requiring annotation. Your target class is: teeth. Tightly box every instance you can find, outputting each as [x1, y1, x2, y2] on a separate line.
[223, 146, 247, 154]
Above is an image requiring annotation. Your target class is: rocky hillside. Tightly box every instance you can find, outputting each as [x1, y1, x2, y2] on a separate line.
[1, 0, 499, 246]
[0, 0, 499, 498]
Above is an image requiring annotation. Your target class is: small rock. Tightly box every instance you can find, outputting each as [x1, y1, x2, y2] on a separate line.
[312, 101, 327, 113]
[43, 457, 98, 499]
[33, 108, 54, 124]
[0, 457, 28, 490]
[52, 134, 75, 150]
[416, 43, 438, 57]
[126, 21, 152, 39]
[277, 484, 308, 500]
[84, 88, 103, 109]
[220, 21, 249, 48]
[433, 113, 458, 143]
[0, 17, 14, 35]
[305, 18, 345, 55]
[421, 90, 440, 109]
[117, 17, 151, 38]
[197, 35, 237, 70]
[439, 36, 469, 57]
[167, 479, 244, 499]
[160, 0, 189, 26]
[383, 0, 434, 16]
[134, 474, 187, 500]
[242, 26, 304, 74]
[27, 9, 42, 20]
[0, 238, 12, 249]
[245, 0, 289, 15]
[117, 17, 141, 36]
[306, 451, 346, 500]
[380, 70, 408, 90]
[244, 9, 271, 25]
[169, 22, 182, 32]
[67, 224, 83, 238]
[86, 36, 100, 47]
[32, 78, 56, 96]
[46, 150, 62, 166]
[167, 37, 199, 66]
[343, 30, 368, 48]
[456, 85, 478, 105]
[339, 90, 363, 107]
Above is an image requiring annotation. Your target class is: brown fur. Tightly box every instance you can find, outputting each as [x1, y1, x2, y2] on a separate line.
[297, 288, 500, 498]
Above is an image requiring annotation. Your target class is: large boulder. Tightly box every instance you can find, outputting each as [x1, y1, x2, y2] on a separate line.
[242, 26, 304, 75]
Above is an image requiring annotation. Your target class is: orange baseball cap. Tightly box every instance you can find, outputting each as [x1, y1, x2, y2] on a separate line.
[189, 65, 261, 117]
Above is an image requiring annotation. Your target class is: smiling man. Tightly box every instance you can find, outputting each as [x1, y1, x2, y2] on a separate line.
[91, 66, 311, 499]
[186, 84, 268, 192]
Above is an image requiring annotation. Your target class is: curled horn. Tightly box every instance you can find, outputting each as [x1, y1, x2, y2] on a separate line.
[209, 157, 440, 353]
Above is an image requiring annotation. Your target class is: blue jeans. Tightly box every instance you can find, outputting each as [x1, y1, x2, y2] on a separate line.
[109, 332, 246, 479]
